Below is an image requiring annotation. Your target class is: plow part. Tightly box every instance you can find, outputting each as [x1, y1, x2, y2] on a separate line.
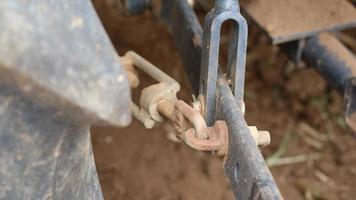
[239, 0, 356, 132]
[131, 0, 282, 199]
[0, 0, 130, 199]
[1, 0, 355, 199]
[302, 33, 356, 132]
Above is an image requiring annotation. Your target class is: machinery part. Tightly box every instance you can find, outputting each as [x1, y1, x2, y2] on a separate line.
[240, 0, 356, 44]
[0, 1, 131, 126]
[122, 51, 270, 153]
[280, 39, 306, 64]
[302, 32, 356, 131]
[248, 126, 271, 147]
[217, 75, 282, 200]
[173, 100, 209, 139]
[239, 0, 356, 132]
[199, 0, 248, 125]
[0, 0, 131, 199]
[240, 0, 356, 132]
[173, 100, 228, 153]
[0, 77, 103, 200]
[173, 100, 270, 151]
[303, 33, 356, 96]
[121, 56, 140, 88]
[121, 51, 180, 127]
[153, 0, 203, 94]
[129, 1, 280, 198]
[121, 51, 228, 152]
[130, 101, 156, 129]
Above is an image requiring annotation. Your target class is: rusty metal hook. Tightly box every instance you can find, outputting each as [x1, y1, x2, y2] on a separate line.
[174, 100, 228, 152]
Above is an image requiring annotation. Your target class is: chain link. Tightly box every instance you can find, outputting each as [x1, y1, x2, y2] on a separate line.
[120, 51, 270, 154]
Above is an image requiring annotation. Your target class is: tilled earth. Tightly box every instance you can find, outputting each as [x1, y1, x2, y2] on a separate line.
[91, 1, 356, 199]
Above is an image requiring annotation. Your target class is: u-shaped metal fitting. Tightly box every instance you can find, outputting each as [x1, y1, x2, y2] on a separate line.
[199, 0, 248, 126]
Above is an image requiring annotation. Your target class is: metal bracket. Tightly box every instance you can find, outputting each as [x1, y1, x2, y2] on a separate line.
[199, 0, 248, 125]
[121, 51, 180, 128]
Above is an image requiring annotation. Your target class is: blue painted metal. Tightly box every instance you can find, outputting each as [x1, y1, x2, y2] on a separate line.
[303, 33, 356, 93]
[303, 33, 356, 131]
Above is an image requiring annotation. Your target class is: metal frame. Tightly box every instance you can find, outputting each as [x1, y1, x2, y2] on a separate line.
[153, 0, 282, 199]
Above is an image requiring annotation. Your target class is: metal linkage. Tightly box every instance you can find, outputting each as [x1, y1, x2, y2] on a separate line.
[302, 33, 356, 131]
[121, 51, 229, 152]
[199, 0, 248, 125]
[149, 0, 282, 199]
[122, 51, 270, 154]
[118, 0, 279, 198]
[121, 51, 180, 128]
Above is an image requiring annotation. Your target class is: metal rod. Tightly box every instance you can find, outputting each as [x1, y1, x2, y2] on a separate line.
[217, 75, 282, 200]
[125, 51, 180, 90]
[303, 32, 356, 131]
[154, 1, 283, 198]
[303, 33, 356, 93]
[154, 0, 203, 94]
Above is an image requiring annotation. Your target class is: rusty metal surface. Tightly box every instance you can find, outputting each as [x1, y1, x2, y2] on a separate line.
[172, 100, 228, 153]
[151, 0, 282, 198]
[240, 0, 356, 44]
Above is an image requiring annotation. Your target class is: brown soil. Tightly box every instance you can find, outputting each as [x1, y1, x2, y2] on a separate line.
[91, 1, 356, 199]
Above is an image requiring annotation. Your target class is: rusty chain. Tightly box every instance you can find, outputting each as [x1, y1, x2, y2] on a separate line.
[120, 51, 270, 154]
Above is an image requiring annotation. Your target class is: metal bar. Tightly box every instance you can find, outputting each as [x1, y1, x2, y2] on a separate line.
[303, 33, 356, 94]
[217, 75, 283, 200]
[154, 1, 283, 199]
[302, 32, 356, 131]
[199, 0, 248, 125]
[124, 51, 179, 86]
[154, 0, 203, 94]
[0, 0, 131, 198]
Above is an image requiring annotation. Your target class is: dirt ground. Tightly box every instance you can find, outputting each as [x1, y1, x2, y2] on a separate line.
[91, 1, 356, 199]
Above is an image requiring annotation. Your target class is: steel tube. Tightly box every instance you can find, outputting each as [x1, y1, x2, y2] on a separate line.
[217, 75, 282, 200]
[303, 32, 356, 131]
[303, 32, 356, 93]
